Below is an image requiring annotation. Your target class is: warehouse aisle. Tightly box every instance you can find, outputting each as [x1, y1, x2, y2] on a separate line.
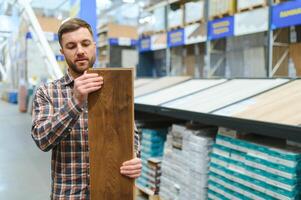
[0, 100, 50, 199]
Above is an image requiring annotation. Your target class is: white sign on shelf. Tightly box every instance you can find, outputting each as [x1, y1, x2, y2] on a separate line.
[118, 37, 132, 46]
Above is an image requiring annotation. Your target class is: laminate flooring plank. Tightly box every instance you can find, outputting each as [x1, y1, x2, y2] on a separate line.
[234, 80, 301, 126]
[134, 78, 155, 88]
[88, 68, 134, 200]
[214, 80, 301, 126]
[134, 76, 191, 97]
[135, 79, 227, 106]
[163, 79, 288, 113]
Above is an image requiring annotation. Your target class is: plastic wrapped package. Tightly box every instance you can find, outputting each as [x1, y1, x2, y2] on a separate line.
[153, 6, 165, 32]
[168, 8, 183, 29]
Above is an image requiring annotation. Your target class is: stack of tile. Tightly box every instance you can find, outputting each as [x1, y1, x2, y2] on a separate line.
[226, 33, 266, 77]
[184, 0, 205, 24]
[142, 158, 162, 194]
[208, 131, 301, 200]
[180, 127, 215, 200]
[136, 128, 167, 193]
[160, 124, 216, 200]
[159, 125, 185, 200]
[209, 0, 235, 18]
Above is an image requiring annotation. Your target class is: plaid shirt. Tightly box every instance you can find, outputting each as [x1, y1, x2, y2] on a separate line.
[31, 72, 140, 200]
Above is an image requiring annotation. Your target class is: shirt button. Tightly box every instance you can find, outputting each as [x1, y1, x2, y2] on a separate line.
[67, 128, 72, 132]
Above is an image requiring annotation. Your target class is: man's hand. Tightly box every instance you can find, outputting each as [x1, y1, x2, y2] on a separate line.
[120, 158, 142, 179]
[73, 71, 103, 107]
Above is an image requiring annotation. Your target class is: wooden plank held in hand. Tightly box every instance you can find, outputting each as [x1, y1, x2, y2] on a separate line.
[88, 68, 134, 200]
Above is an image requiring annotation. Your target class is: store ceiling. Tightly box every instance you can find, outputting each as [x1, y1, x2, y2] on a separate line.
[30, 0, 70, 12]
[29, 0, 125, 13]
[0, 0, 120, 15]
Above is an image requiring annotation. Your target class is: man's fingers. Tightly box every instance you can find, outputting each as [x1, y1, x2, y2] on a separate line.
[120, 163, 142, 171]
[76, 82, 102, 93]
[80, 81, 103, 89]
[122, 158, 141, 166]
[78, 76, 103, 84]
[120, 169, 141, 175]
[127, 173, 141, 179]
[85, 86, 102, 94]
[76, 73, 101, 81]
[76, 76, 103, 85]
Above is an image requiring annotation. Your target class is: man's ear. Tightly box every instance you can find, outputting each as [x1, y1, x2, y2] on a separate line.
[60, 48, 64, 55]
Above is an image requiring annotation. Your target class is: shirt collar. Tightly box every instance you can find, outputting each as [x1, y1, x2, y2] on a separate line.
[61, 70, 74, 86]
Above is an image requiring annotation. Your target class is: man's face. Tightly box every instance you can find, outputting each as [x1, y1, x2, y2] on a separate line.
[60, 27, 96, 76]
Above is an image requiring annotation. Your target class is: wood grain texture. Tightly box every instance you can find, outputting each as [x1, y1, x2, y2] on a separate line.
[134, 76, 191, 97]
[136, 79, 227, 106]
[164, 79, 287, 113]
[88, 68, 134, 200]
[234, 80, 301, 126]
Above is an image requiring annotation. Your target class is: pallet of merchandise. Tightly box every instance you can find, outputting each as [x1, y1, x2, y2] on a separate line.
[184, 0, 205, 25]
[209, 0, 236, 20]
[168, 7, 183, 30]
[1, 90, 9, 102]
[210, 11, 235, 20]
[135, 184, 161, 200]
[184, 19, 205, 27]
[140, 31, 156, 37]
[139, 157, 162, 195]
[217, 127, 250, 139]
[168, 25, 184, 31]
[208, 131, 301, 200]
[160, 124, 216, 200]
[210, 11, 235, 21]
[237, 0, 267, 13]
[153, 30, 166, 35]
[138, 128, 166, 196]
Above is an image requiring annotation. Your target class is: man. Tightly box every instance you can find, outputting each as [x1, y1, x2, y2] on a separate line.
[31, 18, 142, 199]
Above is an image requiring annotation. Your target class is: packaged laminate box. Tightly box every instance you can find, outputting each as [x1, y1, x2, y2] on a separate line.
[184, 0, 204, 24]
[153, 6, 165, 32]
[168, 8, 183, 29]
[208, 131, 301, 200]
[136, 128, 167, 193]
[209, 0, 236, 18]
[160, 124, 216, 200]
[237, 0, 266, 11]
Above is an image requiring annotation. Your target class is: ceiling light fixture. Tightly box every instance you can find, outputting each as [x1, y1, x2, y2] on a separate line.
[122, 0, 135, 3]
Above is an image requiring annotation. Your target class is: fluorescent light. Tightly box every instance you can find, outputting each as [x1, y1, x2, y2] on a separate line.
[122, 0, 135, 3]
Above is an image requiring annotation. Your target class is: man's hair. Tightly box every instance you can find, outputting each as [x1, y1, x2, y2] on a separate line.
[58, 18, 93, 47]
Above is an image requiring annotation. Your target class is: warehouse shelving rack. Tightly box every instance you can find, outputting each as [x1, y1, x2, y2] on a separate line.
[134, 77, 301, 142]
[138, 0, 301, 79]
[97, 23, 138, 68]
[135, 103, 301, 142]
[10, 0, 63, 80]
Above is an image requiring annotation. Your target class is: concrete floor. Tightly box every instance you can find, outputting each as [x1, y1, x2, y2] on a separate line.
[0, 100, 51, 199]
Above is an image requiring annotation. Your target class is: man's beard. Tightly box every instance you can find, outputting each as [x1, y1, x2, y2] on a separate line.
[66, 55, 96, 74]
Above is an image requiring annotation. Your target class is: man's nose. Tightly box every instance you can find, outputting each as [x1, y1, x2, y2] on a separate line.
[76, 45, 85, 55]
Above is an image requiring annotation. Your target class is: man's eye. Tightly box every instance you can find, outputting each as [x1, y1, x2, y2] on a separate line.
[82, 42, 90, 47]
[66, 45, 76, 49]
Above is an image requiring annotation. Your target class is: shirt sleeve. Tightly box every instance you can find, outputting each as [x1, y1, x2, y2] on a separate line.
[134, 123, 141, 158]
[31, 84, 83, 152]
